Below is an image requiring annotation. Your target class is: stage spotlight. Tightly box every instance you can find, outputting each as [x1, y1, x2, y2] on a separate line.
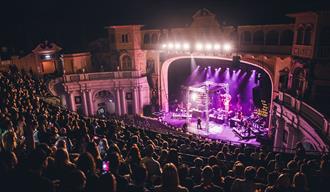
[175, 43, 181, 50]
[162, 44, 167, 49]
[168, 43, 174, 49]
[214, 44, 221, 50]
[223, 43, 232, 52]
[191, 92, 198, 101]
[195, 43, 203, 51]
[183, 43, 190, 50]
[45, 55, 51, 59]
[205, 43, 212, 51]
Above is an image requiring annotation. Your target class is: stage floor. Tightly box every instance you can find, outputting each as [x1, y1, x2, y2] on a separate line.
[162, 113, 260, 146]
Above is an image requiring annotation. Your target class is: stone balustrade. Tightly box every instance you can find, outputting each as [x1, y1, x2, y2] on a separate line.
[64, 70, 141, 82]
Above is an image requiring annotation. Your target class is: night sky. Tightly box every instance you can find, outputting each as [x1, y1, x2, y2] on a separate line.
[1, 0, 328, 53]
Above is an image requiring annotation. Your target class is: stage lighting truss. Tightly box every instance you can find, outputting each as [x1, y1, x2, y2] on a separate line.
[161, 41, 233, 54]
[185, 81, 230, 133]
[187, 81, 229, 106]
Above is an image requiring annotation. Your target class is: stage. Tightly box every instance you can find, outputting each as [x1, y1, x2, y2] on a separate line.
[161, 112, 260, 146]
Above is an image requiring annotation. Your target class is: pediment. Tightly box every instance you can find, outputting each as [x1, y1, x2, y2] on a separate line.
[32, 41, 62, 54]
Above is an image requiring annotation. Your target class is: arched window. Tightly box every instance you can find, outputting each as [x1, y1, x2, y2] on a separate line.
[144, 33, 150, 44]
[121, 34, 129, 43]
[253, 30, 264, 45]
[280, 30, 294, 45]
[121, 55, 132, 71]
[151, 34, 158, 44]
[304, 26, 312, 45]
[265, 30, 279, 45]
[279, 68, 289, 90]
[244, 31, 252, 44]
[296, 26, 304, 45]
[95, 90, 116, 115]
[146, 59, 155, 74]
[292, 67, 305, 96]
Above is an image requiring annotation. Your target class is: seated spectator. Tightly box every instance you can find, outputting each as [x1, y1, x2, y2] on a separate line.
[168, 148, 179, 166]
[190, 157, 203, 185]
[15, 148, 55, 192]
[108, 152, 129, 192]
[154, 163, 188, 192]
[60, 169, 87, 192]
[212, 165, 224, 188]
[1, 129, 17, 152]
[193, 165, 224, 192]
[265, 171, 279, 190]
[53, 148, 76, 181]
[255, 166, 268, 184]
[231, 166, 260, 192]
[76, 152, 99, 192]
[86, 141, 102, 171]
[178, 164, 194, 191]
[96, 173, 117, 192]
[292, 172, 309, 192]
[158, 149, 168, 167]
[265, 173, 292, 192]
[128, 164, 149, 192]
[141, 144, 162, 181]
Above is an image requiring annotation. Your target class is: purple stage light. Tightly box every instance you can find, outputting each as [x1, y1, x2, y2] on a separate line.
[225, 67, 230, 80]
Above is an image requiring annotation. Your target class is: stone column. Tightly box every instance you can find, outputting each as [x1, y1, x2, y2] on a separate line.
[120, 89, 127, 114]
[69, 91, 76, 112]
[81, 90, 88, 116]
[291, 128, 299, 150]
[115, 88, 122, 115]
[286, 122, 297, 153]
[87, 90, 94, 116]
[138, 86, 143, 109]
[133, 87, 139, 114]
[274, 117, 285, 152]
[288, 123, 299, 151]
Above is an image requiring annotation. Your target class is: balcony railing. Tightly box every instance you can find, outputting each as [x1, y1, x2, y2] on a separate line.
[276, 91, 330, 144]
[64, 71, 142, 82]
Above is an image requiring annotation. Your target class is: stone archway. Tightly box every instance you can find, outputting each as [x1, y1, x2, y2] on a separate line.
[279, 67, 290, 91]
[93, 90, 116, 117]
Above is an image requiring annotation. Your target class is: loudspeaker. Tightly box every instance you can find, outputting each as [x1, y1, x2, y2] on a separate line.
[143, 105, 153, 116]
[253, 86, 262, 107]
[232, 56, 241, 68]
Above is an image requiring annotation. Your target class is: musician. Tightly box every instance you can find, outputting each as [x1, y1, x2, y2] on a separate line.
[222, 93, 231, 112]
[182, 123, 188, 133]
[246, 121, 252, 137]
[197, 118, 202, 130]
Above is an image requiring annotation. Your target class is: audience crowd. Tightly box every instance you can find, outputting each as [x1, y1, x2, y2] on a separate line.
[0, 66, 329, 192]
